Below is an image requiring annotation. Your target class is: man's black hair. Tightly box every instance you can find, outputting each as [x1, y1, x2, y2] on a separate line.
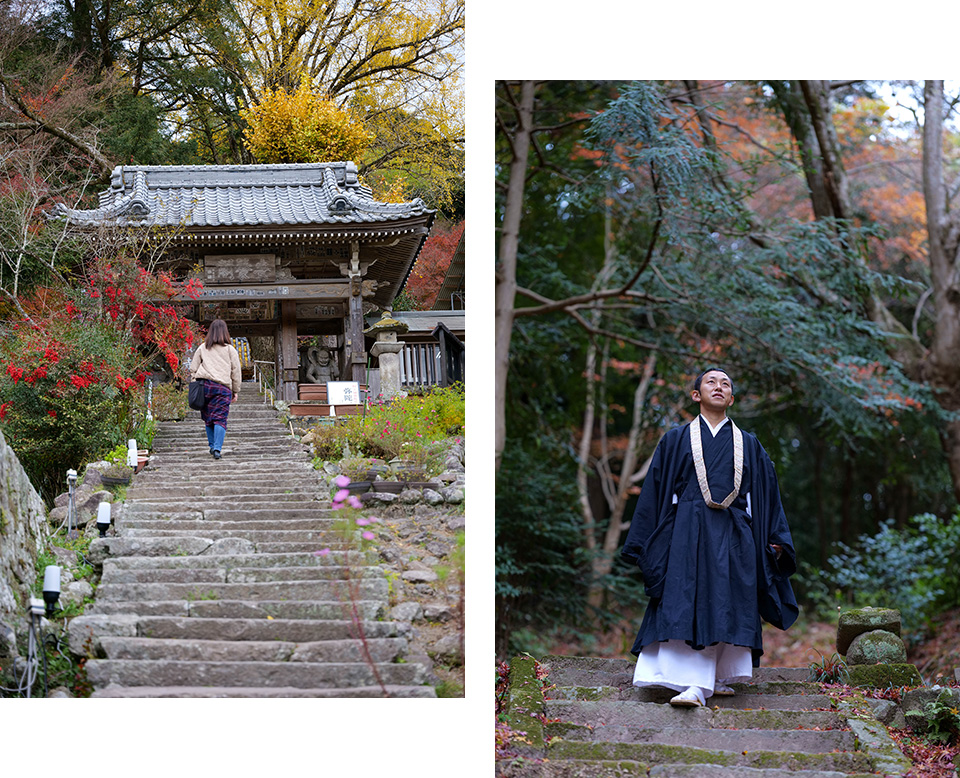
[694, 367, 734, 395]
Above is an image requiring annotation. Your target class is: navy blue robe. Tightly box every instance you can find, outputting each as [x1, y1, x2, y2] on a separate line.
[621, 417, 798, 663]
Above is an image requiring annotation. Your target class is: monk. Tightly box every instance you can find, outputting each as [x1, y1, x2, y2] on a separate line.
[621, 368, 798, 707]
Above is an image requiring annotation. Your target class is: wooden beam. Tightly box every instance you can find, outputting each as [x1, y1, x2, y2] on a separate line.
[171, 280, 377, 302]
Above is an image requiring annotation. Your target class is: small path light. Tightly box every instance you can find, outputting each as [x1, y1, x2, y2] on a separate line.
[127, 439, 138, 467]
[42, 565, 61, 618]
[66, 468, 78, 538]
[97, 502, 112, 537]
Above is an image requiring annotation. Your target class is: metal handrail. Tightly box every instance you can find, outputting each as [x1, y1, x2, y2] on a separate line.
[252, 360, 277, 406]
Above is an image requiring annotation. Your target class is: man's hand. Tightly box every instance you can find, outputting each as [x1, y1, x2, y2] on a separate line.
[770, 544, 783, 559]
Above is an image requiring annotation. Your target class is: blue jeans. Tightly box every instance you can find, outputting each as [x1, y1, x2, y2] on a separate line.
[205, 423, 226, 452]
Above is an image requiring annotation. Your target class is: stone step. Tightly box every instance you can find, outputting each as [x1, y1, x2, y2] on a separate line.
[133, 468, 317, 483]
[86, 599, 384, 620]
[547, 685, 836, 711]
[149, 441, 307, 454]
[122, 507, 335, 521]
[95, 578, 388, 602]
[522, 764, 875, 778]
[91, 685, 435, 698]
[122, 505, 332, 519]
[252, 541, 357, 554]
[540, 655, 811, 687]
[122, 495, 323, 509]
[550, 722, 855, 753]
[545, 700, 846, 731]
[543, 741, 872, 774]
[101, 564, 381, 584]
[125, 486, 321, 500]
[102, 550, 371, 570]
[118, 520, 343, 535]
[131, 615, 405, 641]
[100, 636, 408, 663]
[117, 529, 343, 546]
[85, 658, 425, 689]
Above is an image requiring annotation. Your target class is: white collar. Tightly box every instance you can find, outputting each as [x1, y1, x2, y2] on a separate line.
[700, 415, 730, 437]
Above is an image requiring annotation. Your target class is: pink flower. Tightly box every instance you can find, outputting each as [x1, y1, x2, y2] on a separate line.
[313, 548, 331, 557]
[361, 531, 375, 541]
[334, 475, 350, 487]
[347, 496, 362, 510]
[334, 488, 349, 503]
[355, 517, 369, 526]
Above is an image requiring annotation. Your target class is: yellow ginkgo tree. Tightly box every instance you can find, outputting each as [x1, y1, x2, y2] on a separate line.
[241, 81, 373, 165]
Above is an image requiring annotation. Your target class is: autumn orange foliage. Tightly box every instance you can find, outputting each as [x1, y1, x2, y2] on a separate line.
[402, 219, 463, 309]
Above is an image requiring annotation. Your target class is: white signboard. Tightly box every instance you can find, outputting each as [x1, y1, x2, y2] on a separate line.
[327, 381, 361, 405]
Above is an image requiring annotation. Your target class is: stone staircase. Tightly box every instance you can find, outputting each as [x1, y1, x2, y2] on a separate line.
[498, 655, 912, 777]
[68, 382, 435, 697]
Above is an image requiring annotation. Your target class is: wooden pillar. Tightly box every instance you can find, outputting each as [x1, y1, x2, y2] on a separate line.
[345, 241, 367, 384]
[280, 300, 299, 402]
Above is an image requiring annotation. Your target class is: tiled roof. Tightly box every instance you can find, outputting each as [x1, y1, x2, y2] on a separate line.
[49, 162, 432, 228]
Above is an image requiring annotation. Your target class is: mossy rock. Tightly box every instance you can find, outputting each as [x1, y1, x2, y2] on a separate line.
[846, 629, 906, 665]
[845, 663, 921, 687]
[504, 655, 547, 751]
[837, 607, 901, 655]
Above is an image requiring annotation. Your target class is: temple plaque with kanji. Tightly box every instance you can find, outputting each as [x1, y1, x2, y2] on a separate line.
[204, 254, 277, 283]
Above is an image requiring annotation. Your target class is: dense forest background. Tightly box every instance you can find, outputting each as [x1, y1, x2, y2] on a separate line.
[495, 80, 960, 666]
[0, 0, 463, 500]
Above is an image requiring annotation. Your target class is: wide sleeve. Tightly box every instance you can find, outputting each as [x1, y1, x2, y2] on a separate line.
[621, 428, 683, 598]
[749, 437, 799, 629]
[752, 441, 797, 578]
[229, 346, 242, 395]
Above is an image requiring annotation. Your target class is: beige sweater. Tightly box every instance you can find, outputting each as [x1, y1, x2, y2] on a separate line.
[190, 342, 242, 395]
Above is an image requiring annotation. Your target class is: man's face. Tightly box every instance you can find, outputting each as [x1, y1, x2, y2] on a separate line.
[692, 370, 734, 412]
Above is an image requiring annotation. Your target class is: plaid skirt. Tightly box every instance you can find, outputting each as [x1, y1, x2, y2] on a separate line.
[200, 379, 232, 429]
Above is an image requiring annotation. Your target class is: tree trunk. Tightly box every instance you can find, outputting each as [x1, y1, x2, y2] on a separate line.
[922, 80, 960, 504]
[494, 81, 535, 473]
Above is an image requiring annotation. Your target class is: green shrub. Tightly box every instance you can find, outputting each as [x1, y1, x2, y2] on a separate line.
[134, 417, 157, 448]
[309, 385, 465, 463]
[151, 382, 187, 420]
[820, 512, 960, 644]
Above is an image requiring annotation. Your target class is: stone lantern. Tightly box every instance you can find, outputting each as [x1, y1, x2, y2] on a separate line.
[365, 311, 409, 400]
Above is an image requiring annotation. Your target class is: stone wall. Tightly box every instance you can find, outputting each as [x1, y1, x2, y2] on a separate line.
[0, 429, 48, 623]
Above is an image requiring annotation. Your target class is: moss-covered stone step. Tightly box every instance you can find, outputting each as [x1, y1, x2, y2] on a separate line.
[498, 762, 875, 778]
[539, 655, 812, 687]
[649, 767, 877, 778]
[546, 700, 845, 731]
[546, 721, 855, 753]
[545, 740, 873, 773]
[547, 684, 836, 710]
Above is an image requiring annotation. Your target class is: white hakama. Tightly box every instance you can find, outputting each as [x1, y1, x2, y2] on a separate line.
[633, 639, 753, 700]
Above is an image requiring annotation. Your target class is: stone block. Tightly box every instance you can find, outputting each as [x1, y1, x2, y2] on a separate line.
[62, 580, 94, 606]
[390, 601, 423, 622]
[399, 489, 422, 504]
[847, 629, 907, 665]
[423, 489, 444, 506]
[903, 687, 960, 735]
[402, 569, 438, 583]
[837, 607, 901, 655]
[423, 601, 455, 622]
[440, 486, 464, 504]
[845, 663, 921, 688]
[428, 634, 463, 665]
[202, 537, 256, 556]
[67, 614, 139, 656]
